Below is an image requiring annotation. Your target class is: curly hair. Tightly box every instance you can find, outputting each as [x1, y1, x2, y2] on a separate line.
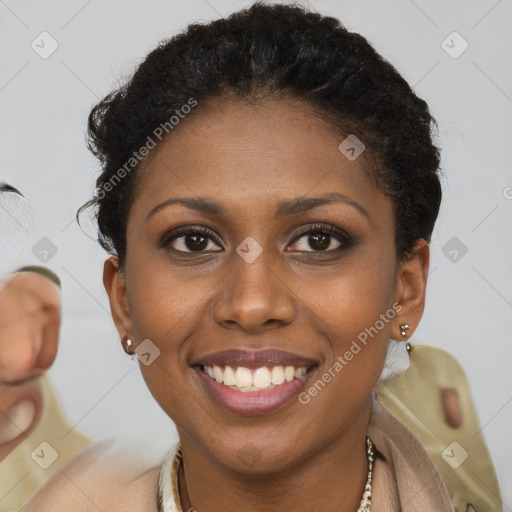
[80, 0, 442, 267]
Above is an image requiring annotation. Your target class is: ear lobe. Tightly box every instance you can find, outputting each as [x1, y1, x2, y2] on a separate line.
[103, 257, 133, 340]
[392, 239, 430, 340]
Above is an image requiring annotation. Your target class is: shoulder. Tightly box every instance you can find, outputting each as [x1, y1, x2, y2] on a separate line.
[22, 439, 162, 512]
[368, 399, 455, 511]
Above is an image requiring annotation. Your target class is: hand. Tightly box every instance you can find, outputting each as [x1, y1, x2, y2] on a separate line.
[0, 270, 61, 459]
[0, 270, 61, 384]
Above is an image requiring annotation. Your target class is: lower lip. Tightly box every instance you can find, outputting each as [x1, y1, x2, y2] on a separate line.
[193, 366, 317, 415]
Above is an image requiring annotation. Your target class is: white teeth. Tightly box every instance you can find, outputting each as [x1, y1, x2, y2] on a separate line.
[238, 386, 259, 392]
[223, 365, 236, 386]
[235, 367, 253, 388]
[213, 366, 223, 383]
[202, 364, 310, 392]
[253, 367, 271, 388]
[271, 366, 285, 385]
[294, 367, 307, 378]
[284, 366, 295, 382]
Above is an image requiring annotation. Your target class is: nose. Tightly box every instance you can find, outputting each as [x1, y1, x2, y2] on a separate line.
[211, 247, 295, 334]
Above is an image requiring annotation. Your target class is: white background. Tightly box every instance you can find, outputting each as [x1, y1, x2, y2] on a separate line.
[1, 0, 511, 507]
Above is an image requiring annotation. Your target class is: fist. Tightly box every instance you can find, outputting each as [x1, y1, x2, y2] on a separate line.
[0, 271, 61, 384]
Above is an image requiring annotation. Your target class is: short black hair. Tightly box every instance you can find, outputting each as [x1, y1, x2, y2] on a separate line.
[80, 0, 442, 267]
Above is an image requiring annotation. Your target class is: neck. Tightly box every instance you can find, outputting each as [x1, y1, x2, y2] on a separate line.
[177, 404, 372, 512]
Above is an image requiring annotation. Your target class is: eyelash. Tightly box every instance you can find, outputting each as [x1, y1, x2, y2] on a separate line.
[160, 223, 355, 255]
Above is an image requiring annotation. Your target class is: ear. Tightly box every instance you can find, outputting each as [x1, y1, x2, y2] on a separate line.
[103, 257, 133, 341]
[391, 239, 430, 341]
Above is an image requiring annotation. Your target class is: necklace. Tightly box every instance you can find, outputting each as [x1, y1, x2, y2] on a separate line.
[158, 436, 374, 511]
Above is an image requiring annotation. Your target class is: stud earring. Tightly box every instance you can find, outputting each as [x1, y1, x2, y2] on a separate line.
[121, 335, 135, 359]
[399, 323, 410, 339]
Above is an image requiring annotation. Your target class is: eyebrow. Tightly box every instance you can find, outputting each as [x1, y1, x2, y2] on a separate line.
[145, 192, 369, 222]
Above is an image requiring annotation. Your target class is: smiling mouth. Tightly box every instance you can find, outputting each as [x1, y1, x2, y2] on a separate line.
[197, 363, 318, 392]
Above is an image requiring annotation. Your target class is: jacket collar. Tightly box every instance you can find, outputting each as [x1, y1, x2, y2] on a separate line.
[368, 397, 455, 512]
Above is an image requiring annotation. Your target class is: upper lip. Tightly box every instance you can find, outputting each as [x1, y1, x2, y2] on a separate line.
[192, 349, 319, 369]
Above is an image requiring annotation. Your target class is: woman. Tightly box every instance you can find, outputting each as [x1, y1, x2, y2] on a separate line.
[23, 2, 456, 510]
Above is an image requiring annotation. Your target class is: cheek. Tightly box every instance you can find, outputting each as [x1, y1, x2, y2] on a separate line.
[124, 266, 196, 420]
[124, 254, 213, 412]
[292, 259, 396, 433]
[307, 253, 397, 386]
[126, 254, 204, 344]
[314, 253, 396, 336]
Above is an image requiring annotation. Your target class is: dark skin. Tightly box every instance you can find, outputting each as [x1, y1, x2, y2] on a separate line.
[104, 97, 429, 512]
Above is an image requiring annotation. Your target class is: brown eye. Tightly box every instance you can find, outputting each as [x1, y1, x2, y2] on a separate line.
[289, 224, 354, 253]
[296, 231, 340, 251]
[160, 226, 222, 253]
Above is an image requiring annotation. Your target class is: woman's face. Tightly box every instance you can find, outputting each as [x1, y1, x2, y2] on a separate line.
[105, 97, 427, 473]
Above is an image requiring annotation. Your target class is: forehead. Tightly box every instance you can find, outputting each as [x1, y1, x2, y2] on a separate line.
[131, 97, 390, 223]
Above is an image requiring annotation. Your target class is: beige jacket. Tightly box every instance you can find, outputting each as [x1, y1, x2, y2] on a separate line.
[0, 376, 94, 512]
[369, 398, 455, 511]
